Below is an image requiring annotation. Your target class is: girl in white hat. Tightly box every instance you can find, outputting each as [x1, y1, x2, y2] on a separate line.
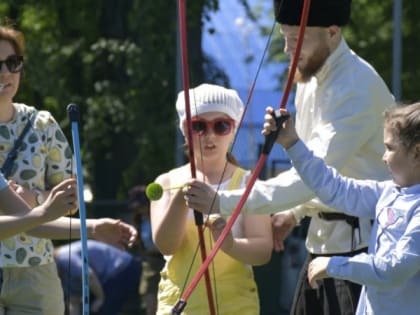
[151, 84, 273, 315]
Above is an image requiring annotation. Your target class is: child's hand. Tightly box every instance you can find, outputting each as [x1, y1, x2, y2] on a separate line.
[37, 178, 78, 220]
[308, 257, 330, 288]
[262, 107, 299, 149]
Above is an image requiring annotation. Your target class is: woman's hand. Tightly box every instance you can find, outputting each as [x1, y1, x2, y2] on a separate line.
[183, 179, 220, 214]
[91, 218, 138, 249]
[38, 178, 78, 220]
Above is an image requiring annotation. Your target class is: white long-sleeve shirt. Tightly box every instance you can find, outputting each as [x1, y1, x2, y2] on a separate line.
[288, 139, 420, 315]
[220, 38, 394, 254]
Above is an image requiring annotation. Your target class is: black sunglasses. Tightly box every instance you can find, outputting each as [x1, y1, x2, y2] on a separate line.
[0, 55, 24, 73]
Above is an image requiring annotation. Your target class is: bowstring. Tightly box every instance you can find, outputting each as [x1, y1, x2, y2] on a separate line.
[65, 152, 75, 315]
[209, 18, 277, 211]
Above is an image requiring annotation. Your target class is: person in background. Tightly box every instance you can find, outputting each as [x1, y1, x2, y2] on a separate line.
[128, 185, 164, 315]
[55, 240, 141, 315]
[262, 102, 420, 315]
[182, 0, 395, 314]
[151, 84, 272, 314]
[0, 22, 137, 315]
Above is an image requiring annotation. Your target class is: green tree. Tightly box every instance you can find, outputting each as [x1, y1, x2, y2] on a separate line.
[346, 0, 419, 102]
[0, 0, 222, 206]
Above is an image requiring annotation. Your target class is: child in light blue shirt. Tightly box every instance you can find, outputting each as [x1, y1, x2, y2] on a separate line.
[262, 102, 420, 315]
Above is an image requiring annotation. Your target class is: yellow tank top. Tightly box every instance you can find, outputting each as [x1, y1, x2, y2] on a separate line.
[157, 165, 259, 315]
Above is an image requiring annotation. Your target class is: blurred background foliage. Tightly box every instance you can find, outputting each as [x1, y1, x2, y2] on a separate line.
[0, 0, 417, 207]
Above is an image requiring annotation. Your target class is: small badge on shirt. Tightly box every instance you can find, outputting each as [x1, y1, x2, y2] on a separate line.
[386, 207, 404, 225]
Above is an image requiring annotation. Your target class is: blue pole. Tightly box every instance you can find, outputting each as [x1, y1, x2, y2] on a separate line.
[67, 104, 90, 315]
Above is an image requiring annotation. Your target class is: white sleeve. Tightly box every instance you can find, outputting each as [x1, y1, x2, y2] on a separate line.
[220, 86, 388, 216]
[220, 166, 316, 215]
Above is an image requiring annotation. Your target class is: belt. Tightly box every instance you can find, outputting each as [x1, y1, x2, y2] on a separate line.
[310, 246, 368, 259]
[318, 212, 361, 251]
[318, 212, 360, 228]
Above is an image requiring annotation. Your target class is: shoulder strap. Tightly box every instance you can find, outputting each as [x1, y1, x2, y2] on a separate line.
[1, 111, 37, 178]
[169, 165, 246, 191]
[227, 167, 247, 190]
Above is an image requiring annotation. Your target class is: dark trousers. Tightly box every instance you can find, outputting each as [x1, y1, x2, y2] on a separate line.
[290, 248, 366, 315]
[94, 258, 141, 315]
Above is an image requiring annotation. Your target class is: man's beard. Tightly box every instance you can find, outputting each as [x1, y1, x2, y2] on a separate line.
[293, 45, 330, 83]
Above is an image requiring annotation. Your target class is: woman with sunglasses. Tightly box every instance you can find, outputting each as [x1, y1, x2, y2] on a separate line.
[150, 83, 273, 314]
[0, 24, 138, 314]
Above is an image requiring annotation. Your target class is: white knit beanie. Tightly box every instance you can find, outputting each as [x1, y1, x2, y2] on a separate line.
[176, 84, 244, 133]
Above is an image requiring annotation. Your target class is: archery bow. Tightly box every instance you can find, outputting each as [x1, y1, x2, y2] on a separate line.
[173, 4, 277, 314]
[172, 0, 312, 312]
[176, 1, 216, 314]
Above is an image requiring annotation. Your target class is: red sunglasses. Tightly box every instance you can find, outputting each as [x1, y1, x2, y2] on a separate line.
[188, 117, 235, 136]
